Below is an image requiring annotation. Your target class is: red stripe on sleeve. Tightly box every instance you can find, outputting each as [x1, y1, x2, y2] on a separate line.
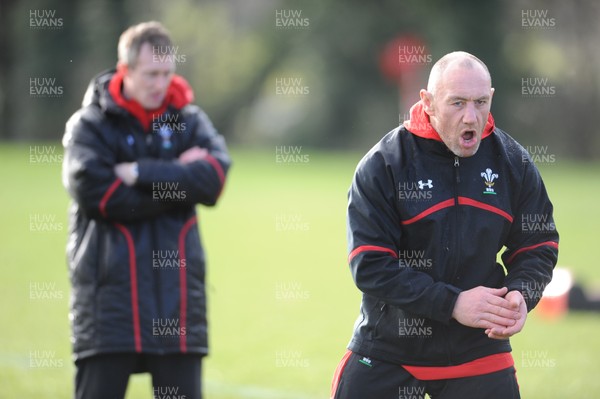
[203, 154, 226, 198]
[348, 245, 398, 263]
[506, 241, 559, 264]
[99, 178, 122, 218]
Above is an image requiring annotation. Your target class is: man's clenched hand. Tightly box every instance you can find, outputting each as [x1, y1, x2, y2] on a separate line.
[179, 146, 208, 164]
[452, 286, 524, 339]
[114, 162, 138, 186]
[484, 290, 527, 340]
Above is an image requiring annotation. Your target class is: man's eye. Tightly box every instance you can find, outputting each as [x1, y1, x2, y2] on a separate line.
[476, 100, 487, 105]
[452, 101, 464, 106]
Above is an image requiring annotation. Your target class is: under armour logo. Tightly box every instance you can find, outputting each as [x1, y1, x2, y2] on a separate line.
[418, 179, 433, 190]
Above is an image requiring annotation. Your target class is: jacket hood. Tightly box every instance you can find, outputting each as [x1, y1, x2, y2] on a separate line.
[403, 101, 495, 142]
[82, 68, 195, 131]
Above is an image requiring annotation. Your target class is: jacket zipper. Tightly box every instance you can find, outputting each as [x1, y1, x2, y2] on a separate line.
[446, 156, 462, 364]
[454, 156, 461, 183]
[374, 303, 387, 334]
[452, 157, 461, 282]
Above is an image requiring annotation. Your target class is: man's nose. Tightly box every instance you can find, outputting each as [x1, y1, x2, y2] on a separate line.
[155, 74, 171, 91]
[463, 103, 477, 124]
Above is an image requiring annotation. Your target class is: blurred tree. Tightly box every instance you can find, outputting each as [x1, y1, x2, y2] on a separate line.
[159, 0, 296, 144]
[243, 0, 510, 150]
[0, 0, 162, 141]
[499, 0, 600, 159]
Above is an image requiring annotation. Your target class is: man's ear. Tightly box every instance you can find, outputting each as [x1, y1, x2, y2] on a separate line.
[420, 89, 434, 116]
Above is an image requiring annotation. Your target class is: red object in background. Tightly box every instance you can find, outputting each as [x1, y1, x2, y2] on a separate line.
[379, 35, 428, 83]
[379, 34, 430, 119]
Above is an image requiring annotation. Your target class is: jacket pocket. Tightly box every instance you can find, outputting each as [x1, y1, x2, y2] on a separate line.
[98, 224, 135, 287]
[372, 302, 388, 340]
[374, 306, 442, 360]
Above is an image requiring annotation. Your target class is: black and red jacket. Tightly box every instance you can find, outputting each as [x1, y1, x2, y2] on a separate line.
[346, 102, 558, 368]
[62, 69, 230, 360]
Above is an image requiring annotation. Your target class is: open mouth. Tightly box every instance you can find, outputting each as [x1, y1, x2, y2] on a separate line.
[460, 130, 477, 149]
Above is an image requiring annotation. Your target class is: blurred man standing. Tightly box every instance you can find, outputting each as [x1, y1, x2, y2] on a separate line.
[331, 52, 558, 398]
[62, 21, 230, 399]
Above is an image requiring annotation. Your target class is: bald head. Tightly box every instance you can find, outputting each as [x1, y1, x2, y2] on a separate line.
[418, 51, 495, 157]
[427, 51, 491, 95]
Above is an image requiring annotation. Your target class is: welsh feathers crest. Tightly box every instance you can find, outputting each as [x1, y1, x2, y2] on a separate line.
[481, 168, 498, 195]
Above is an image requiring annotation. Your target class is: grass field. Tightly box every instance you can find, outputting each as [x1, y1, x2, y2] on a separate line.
[1, 143, 599, 398]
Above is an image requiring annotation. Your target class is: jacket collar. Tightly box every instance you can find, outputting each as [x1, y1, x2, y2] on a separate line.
[106, 67, 194, 131]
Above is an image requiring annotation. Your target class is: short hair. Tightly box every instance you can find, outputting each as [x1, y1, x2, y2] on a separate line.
[427, 51, 491, 95]
[117, 21, 172, 68]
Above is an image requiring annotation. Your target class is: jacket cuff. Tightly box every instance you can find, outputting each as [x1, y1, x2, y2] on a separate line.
[134, 159, 151, 187]
[505, 282, 541, 312]
[434, 284, 462, 324]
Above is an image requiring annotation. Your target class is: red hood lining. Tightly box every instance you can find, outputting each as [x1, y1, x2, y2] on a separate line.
[108, 67, 194, 131]
[403, 101, 495, 142]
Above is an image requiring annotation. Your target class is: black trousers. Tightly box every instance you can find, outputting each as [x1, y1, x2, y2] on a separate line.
[332, 352, 520, 399]
[75, 353, 203, 399]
